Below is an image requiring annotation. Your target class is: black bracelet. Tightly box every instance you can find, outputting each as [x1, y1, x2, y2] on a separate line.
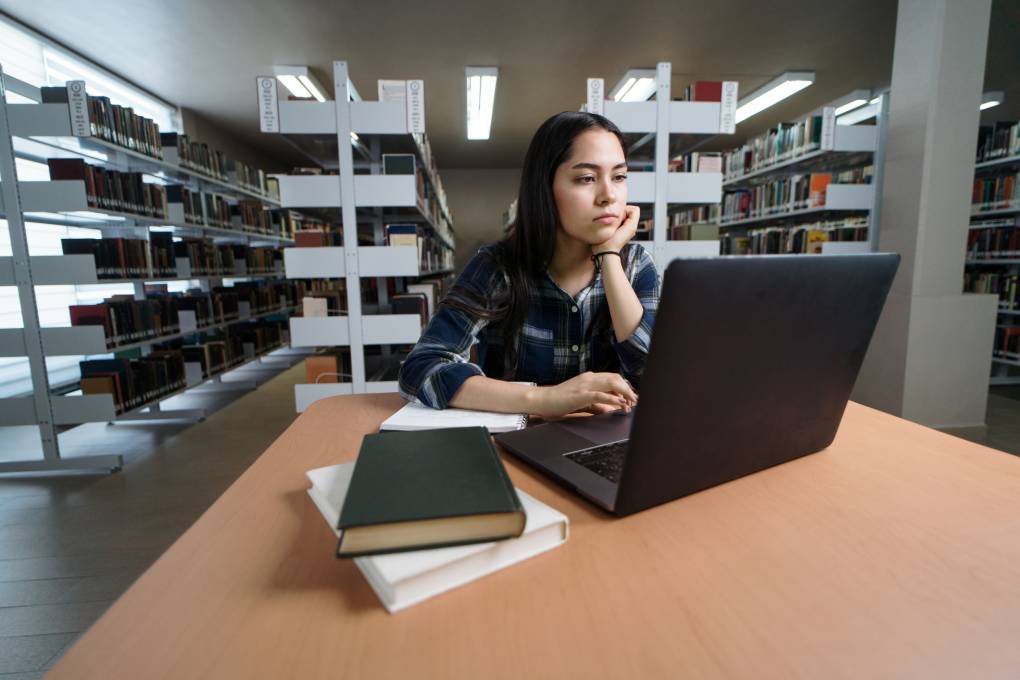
[591, 250, 622, 272]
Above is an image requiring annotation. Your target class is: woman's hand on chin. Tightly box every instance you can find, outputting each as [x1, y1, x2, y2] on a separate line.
[592, 204, 640, 255]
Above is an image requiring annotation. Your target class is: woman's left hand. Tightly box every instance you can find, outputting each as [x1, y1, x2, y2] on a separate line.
[592, 204, 640, 255]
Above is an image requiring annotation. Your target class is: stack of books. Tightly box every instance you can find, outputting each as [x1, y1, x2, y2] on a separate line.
[307, 426, 567, 613]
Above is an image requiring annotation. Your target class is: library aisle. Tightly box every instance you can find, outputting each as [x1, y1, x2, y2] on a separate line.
[0, 363, 307, 677]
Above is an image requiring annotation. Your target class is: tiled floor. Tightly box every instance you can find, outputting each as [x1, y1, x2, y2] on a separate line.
[0, 376, 1018, 678]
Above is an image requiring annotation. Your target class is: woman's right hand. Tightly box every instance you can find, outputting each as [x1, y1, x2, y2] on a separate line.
[526, 372, 638, 419]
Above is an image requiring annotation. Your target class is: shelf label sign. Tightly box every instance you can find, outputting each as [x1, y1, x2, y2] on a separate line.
[66, 81, 89, 137]
[719, 81, 738, 134]
[406, 80, 425, 134]
[821, 106, 836, 150]
[257, 77, 280, 133]
[587, 79, 604, 115]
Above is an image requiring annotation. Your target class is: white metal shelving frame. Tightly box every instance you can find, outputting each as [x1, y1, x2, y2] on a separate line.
[0, 67, 302, 473]
[260, 61, 455, 408]
[967, 153, 1020, 385]
[716, 96, 888, 254]
[586, 62, 736, 271]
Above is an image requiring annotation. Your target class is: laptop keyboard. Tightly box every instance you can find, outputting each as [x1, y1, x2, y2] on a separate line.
[565, 441, 629, 484]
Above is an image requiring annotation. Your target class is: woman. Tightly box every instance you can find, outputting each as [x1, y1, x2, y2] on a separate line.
[398, 111, 661, 418]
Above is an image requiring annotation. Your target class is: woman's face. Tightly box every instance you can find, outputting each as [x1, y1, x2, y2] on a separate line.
[551, 129, 628, 246]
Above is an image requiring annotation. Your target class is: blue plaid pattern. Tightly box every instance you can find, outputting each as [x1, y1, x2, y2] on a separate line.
[398, 243, 660, 409]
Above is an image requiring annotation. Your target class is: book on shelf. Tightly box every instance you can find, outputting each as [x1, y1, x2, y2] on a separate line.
[158, 318, 288, 377]
[669, 152, 722, 173]
[679, 80, 723, 102]
[972, 170, 1019, 212]
[335, 427, 527, 557]
[964, 269, 1018, 310]
[165, 185, 205, 225]
[994, 326, 1020, 359]
[967, 222, 1020, 259]
[305, 349, 352, 384]
[391, 293, 429, 327]
[721, 168, 873, 222]
[160, 132, 227, 180]
[670, 223, 720, 241]
[377, 79, 407, 102]
[295, 226, 343, 247]
[47, 158, 168, 218]
[720, 217, 869, 255]
[385, 223, 420, 247]
[302, 287, 346, 316]
[976, 121, 1020, 163]
[722, 113, 844, 180]
[670, 205, 721, 232]
[382, 153, 416, 175]
[40, 86, 163, 160]
[307, 460, 567, 613]
[69, 297, 179, 347]
[227, 160, 270, 197]
[80, 353, 186, 413]
[61, 237, 164, 279]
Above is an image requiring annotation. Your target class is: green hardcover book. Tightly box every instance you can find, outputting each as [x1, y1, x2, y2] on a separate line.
[336, 427, 526, 558]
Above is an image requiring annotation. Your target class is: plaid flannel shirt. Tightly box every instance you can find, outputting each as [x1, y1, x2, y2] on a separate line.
[397, 243, 661, 409]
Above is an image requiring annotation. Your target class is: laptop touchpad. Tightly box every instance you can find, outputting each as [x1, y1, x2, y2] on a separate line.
[557, 411, 633, 444]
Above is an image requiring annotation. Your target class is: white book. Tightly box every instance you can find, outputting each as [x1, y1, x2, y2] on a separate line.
[306, 463, 568, 613]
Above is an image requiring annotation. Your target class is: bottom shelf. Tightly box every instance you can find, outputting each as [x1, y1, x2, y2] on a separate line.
[47, 343, 295, 425]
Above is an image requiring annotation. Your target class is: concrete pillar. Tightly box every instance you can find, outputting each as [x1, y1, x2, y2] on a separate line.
[853, 0, 999, 428]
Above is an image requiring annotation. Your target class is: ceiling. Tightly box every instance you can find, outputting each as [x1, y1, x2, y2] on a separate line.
[0, 0, 1017, 170]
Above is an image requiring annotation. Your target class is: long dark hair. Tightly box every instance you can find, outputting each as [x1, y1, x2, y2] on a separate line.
[448, 111, 627, 377]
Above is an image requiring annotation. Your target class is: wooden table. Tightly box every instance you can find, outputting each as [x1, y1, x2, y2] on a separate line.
[46, 395, 1020, 679]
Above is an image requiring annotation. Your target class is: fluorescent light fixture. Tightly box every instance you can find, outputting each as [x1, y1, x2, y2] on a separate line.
[298, 75, 325, 102]
[609, 69, 656, 102]
[276, 74, 311, 98]
[466, 66, 498, 140]
[981, 91, 1004, 111]
[837, 103, 879, 126]
[831, 89, 871, 116]
[735, 71, 815, 124]
[273, 65, 330, 101]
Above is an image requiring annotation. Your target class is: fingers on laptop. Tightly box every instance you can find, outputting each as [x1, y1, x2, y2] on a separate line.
[592, 373, 637, 406]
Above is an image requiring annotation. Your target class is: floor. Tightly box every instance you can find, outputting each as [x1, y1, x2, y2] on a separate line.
[0, 378, 1018, 678]
[0, 356, 307, 679]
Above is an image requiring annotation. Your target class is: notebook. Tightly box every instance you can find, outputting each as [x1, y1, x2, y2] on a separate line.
[307, 462, 568, 613]
[381, 383, 534, 433]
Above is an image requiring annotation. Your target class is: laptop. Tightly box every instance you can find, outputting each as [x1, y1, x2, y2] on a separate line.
[494, 253, 900, 517]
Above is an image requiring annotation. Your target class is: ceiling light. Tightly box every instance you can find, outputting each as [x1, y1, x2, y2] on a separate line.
[837, 103, 878, 126]
[466, 66, 498, 140]
[831, 89, 871, 116]
[273, 65, 330, 101]
[609, 69, 656, 102]
[735, 71, 815, 124]
[276, 74, 311, 99]
[298, 75, 326, 102]
[981, 91, 1004, 111]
